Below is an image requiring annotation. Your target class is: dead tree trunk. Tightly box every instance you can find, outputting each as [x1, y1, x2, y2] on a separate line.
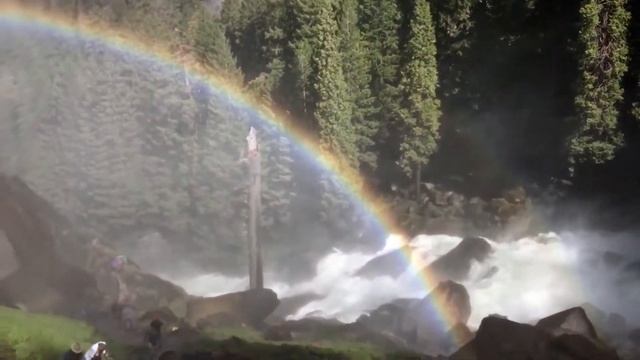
[246, 128, 263, 289]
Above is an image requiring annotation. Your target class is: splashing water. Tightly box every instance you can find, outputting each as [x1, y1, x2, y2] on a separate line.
[172, 232, 640, 329]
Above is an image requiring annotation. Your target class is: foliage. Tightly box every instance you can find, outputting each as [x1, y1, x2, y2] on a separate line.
[0, 306, 125, 360]
[396, 0, 441, 178]
[570, 0, 630, 171]
[188, 7, 243, 82]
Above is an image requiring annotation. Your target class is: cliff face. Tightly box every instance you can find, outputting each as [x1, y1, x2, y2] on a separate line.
[0, 175, 98, 315]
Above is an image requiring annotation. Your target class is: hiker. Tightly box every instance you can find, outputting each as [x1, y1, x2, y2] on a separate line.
[61, 342, 83, 360]
[83, 341, 107, 360]
[144, 319, 164, 358]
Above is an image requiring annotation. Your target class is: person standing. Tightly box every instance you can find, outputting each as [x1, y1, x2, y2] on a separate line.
[144, 319, 163, 359]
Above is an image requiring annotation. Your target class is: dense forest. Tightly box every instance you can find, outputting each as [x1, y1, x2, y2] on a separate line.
[2, 0, 640, 276]
[18, 0, 640, 197]
[220, 0, 640, 200]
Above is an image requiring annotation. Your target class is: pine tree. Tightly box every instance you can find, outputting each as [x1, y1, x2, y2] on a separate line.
[188, 8, 243, 82]
[360, 0, 403, 142]
[338, 0, 377, 169]
[570, 0, 630, 170]
[396, 0, 441, 186]
[311, 0, 358, 167]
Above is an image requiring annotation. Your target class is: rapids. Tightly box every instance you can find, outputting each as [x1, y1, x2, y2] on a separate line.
[172, 232, 640, 329]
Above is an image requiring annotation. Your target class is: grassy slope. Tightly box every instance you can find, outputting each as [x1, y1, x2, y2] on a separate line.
[0, 307, 424, 359]
[0, 306, 118, 360]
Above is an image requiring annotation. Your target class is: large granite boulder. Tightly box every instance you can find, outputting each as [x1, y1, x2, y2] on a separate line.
[0, 175, 98, 315]
[451, 310, 620, 360]
[536, 307, 599, 341]
[355, 246, 412, 279]
[424, 237, 493, 282]
[186, 288, 279, 327]
[359, 281, 471, 354]
[264, 292, 323, 324]
[403, 281, 471, 354]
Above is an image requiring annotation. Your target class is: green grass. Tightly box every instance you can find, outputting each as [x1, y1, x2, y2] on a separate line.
[0, 308, 424, 360]
[0, 306, 130, 360]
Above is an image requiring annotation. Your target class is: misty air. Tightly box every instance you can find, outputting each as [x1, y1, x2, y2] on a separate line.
[1, 1, 639, 360]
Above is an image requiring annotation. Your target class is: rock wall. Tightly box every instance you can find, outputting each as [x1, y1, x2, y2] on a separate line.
[0, 175, 97, 314]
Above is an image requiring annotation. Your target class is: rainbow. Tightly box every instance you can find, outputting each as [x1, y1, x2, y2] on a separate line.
[0, 2, 467, 348]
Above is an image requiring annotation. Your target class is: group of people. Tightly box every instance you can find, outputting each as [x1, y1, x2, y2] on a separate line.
[62, 341, 108, 360]
[63, 239, 166, 359]
[61, 319, 164, 360]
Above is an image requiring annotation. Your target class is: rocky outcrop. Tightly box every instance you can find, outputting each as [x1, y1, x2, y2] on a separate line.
[451, 309, 620, 360]
[264, 292, 323, 324]
[392, 184, 532, 238]
[403, 281, 471, 354]
[186, 288, 279, 327]
[0, 175, 98, 315]
[424, 237, 492, 282]
[536, 307, 598, 341]
[355, 245, 412, 278]
[355, 281, 471, 355]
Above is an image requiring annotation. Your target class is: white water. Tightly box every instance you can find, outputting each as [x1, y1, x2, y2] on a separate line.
[172, 232, 640, 329]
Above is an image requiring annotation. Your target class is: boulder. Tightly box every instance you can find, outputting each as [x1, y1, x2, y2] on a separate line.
[265, 292, 323, 323]
[552, 333, 619, 360]
[451, 316, 554, 360]
[139, 307, 180, 326]
[451, 313, 620, 360]
[400, 281, 471, 354]
[355, 246, 412, 279]
[628, 328, 640, 347]
[186, 288, 279, 327]
[606, 313, 627, 335]
[425, 237, 493, 282]
[357, 301, 410, 335]
[536, 307, 598, 341]
[0, 175, 99, 315]
[197, 312, 245, 330]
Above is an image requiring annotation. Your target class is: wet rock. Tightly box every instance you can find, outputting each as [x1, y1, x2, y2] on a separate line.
[628, 328, 640, 347]
[197, 312, 245, 330]
[451, 316, 554, 360]
[536, 307, 598, 341]
[186, 288, 279, 327]
[581, 302, 608, 330]
[425, 237, 493, 282]
[0, 175, 98, 315]
[139, 307, 180, 326]
[357, 301, 409, 335]
[452, 313, 621, 360]
[441, 323, 474, 355]
[401, 281, 471, 353]
[265, 292, 323, 323]
[354, 246, 412, 279]
[607, 313, 627, 335]
[553, 333, 619, 360]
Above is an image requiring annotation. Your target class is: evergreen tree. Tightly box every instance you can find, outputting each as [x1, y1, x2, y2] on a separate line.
[311, 0, 358, 166]
[359, 0, 402, 142]
[570, 0, 630, 170]
[188, 8, 243, 82]
[338, 0, 377, 169]
[397, 0, 441, 188]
